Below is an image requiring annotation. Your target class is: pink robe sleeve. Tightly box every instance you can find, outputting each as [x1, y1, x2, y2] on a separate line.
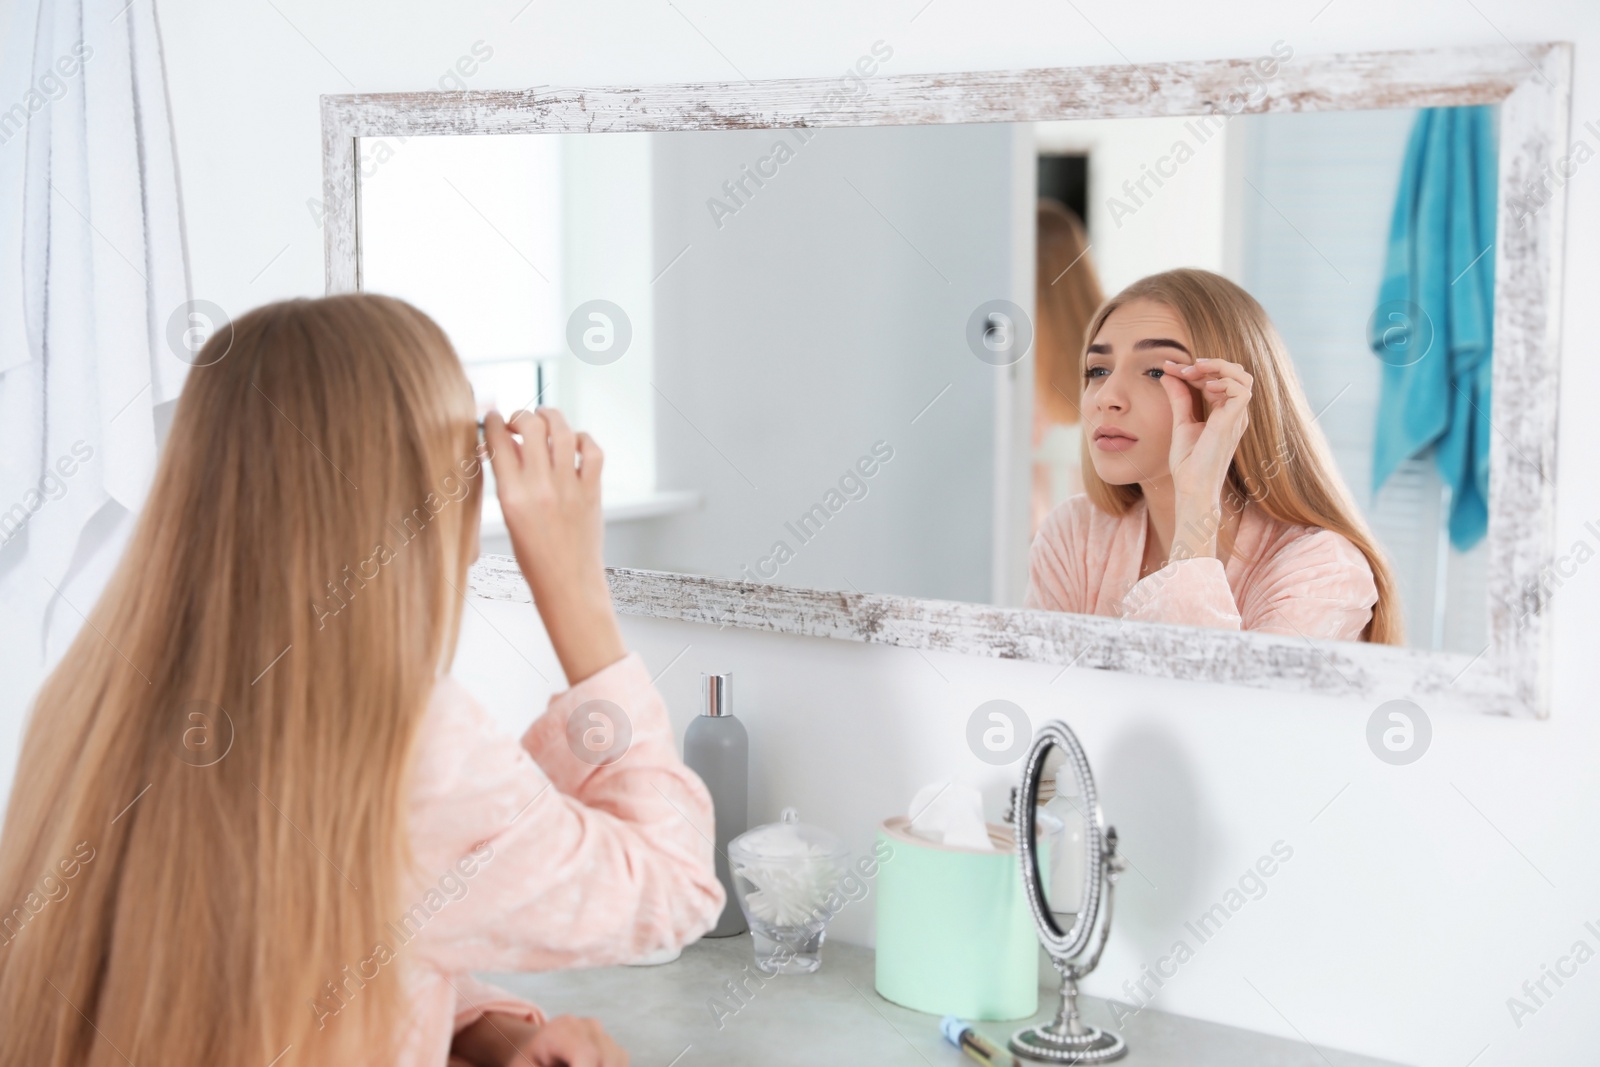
[449, 973, 544, 1033]
[404, 652, 726, 1037]
[1121, 529, 1378, 642]
[1025, 501, 1085, 613]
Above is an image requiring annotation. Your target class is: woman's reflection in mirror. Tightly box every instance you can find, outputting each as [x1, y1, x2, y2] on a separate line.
[1025, 269, 1403, 644]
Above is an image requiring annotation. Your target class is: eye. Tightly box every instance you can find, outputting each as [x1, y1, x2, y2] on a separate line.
[1147, 367, 1166, 381]
[1084, 366, 1108, 380]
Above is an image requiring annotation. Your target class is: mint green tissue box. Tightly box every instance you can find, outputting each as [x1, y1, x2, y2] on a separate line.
[873, 816, 1040, 1021]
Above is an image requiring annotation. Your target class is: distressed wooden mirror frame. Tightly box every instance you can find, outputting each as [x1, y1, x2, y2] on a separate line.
[323, 41, 1571, 718]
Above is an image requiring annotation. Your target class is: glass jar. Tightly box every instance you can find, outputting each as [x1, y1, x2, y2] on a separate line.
[728, 807, 850, 974]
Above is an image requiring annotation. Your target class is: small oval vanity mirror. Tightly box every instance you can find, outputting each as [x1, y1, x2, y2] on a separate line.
[1011, 720, 1127, 1063]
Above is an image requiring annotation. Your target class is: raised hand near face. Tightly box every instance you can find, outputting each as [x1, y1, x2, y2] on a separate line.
[1159, 357, 1253, 509]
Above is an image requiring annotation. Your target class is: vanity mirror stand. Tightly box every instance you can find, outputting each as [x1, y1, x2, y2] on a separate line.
[1012, 721, 1128, 1063]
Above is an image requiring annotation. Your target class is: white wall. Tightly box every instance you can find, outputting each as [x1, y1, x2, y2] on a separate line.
[560, 133, 659, 500]
[639, 123, 1009, 602]
[361, 131, 660, 502]
[5, 2, 1598, 1066]
[361, 133, 566, 362]
[1036, 115, 1231, 292]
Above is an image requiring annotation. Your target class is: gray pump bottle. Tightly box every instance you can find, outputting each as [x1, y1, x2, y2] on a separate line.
[684, 672, 748, 937]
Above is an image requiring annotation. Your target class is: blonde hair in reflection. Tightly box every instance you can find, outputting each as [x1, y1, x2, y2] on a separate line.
[1035, 199, 1104, 426]
[0, 294, 484, 1066]
[1080, 269, 1402, 645]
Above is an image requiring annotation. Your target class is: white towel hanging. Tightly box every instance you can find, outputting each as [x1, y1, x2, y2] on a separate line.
[0, 0, 190, 659]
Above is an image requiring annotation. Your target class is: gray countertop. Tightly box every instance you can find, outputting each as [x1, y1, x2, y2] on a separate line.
[480, 935, 1407, 1066]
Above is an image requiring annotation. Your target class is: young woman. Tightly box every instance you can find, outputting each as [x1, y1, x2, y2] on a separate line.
[0, 294, 723, 1066]
[1026, 268, 1402, 644]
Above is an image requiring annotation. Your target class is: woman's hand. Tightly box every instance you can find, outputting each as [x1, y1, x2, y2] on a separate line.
[484, 407, 626, 686]
[450, 1011, 629, 1067]
[1159, 357, 1252, 559]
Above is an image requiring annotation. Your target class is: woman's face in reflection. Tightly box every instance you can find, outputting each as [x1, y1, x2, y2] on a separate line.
[1081, 298, 1197, 486]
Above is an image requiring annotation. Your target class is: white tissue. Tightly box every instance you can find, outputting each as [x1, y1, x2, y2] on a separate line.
[907, 779, 996, 851]
[737, 855, 841, 926]
[733, 821, 846, 927]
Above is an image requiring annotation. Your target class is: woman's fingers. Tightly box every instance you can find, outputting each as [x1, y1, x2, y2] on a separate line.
[576, 432, 605, 489]
[525, 1015, 625, 1067]
[1160, 366, 1202, 426]
[1203, 377, 1251, 404]
[1168, 357, 1253, 389]
[507, 407, 559, 491]
[541, 407, 578, 483]
[1167, 359, 1252, 415]
[507, 407, 543, 450]
[483, 409, 522, 486]
[556, 1046, 599, 1067]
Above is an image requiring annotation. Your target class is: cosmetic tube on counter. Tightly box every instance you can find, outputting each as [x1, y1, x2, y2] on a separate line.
[685, 672, 748, 937]
[940, 1016, 1017, 1067]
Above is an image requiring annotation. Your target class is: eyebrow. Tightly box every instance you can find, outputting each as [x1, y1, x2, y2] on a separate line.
[1085, 337, 1192, 357]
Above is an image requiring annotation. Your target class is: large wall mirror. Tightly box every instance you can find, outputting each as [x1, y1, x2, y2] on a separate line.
[324, 42, 1570, 718]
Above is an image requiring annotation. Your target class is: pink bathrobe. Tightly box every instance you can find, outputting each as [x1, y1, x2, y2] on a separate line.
[380, 652, 724, 1065]
[1025, 494, 1379, 642]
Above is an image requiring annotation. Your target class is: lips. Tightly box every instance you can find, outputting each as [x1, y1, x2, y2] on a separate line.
[1093, 426, 1138, 452]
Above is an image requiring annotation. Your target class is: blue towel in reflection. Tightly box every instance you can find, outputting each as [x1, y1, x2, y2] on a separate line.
[1369, 105, 1497, 551]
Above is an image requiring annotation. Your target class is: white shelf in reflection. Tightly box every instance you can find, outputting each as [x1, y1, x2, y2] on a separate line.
[478, 490, 702, 540]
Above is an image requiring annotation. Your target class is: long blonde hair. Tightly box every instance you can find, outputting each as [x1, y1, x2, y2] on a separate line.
[1081, 269, 1403, 645]
[0, 294, 483, 1065]
[1035, 199, 1104, 426]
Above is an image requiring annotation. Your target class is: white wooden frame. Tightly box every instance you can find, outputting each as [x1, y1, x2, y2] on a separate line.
[323, 42, 1571, 718]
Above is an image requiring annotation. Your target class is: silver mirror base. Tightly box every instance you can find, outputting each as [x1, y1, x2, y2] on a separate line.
[1009, 1024, 1128, 1063]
